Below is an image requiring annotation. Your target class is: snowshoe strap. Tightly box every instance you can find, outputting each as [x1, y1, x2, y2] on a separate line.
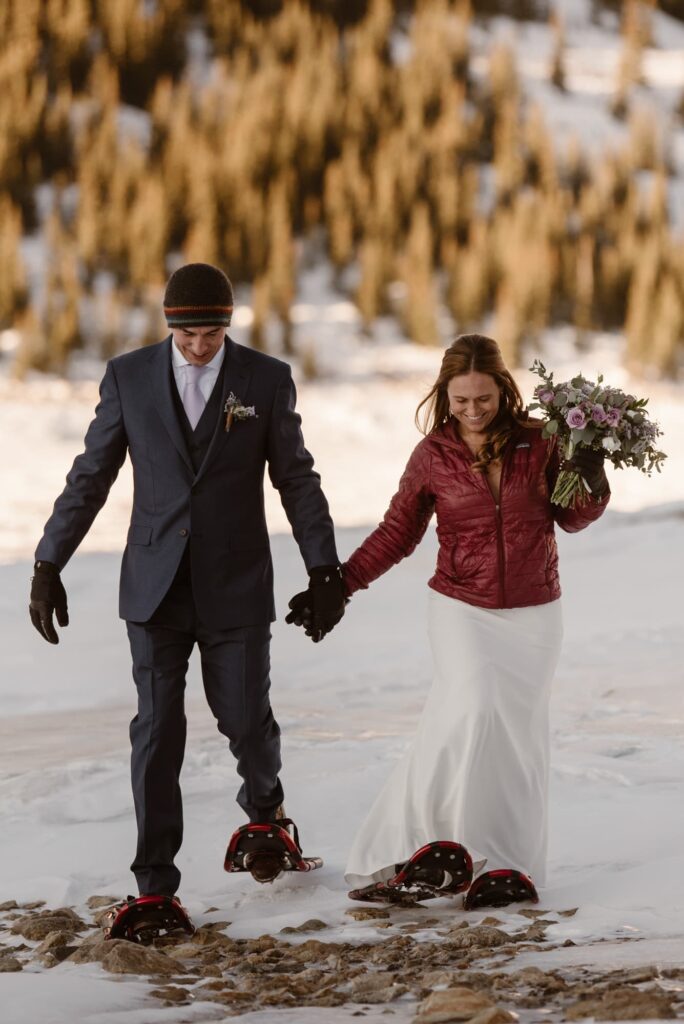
[275, 817, 301, 852]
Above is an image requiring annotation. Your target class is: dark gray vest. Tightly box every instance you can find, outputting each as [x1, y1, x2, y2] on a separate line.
[171, 358, 227, 474]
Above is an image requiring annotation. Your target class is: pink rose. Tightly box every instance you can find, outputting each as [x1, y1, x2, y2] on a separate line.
[565, 407, 587, 429]
[591, 404, 607, 423]
[537, 388, 555, 403]
[605, 408, 621, 427]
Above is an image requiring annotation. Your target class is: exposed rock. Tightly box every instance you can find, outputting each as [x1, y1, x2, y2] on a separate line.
[280, 918, 329, 934]
[617, 966, 659, 984]
[198, 920, 232, 933]
[165, 941, 203, 960]
[0, 941, 28, 955]
[191, 929, 237, 952]
[20, 901, 46, 910]
[104, 943, 188, 977]
[0, 901, 19, 912]
[200, 964, 223, 978]
[33, 929, 79, 967]
[350, 971, 408, 1004]
[467, 1010, 517, 1024]
[86, 895, 119, 910]
[479, 917, 503, 927]
[0, 957, 23, 972]
[67, 937, 185, 976]
[415, 986, 494, 1023]
[305, 990, 349, 1007]
[196, 979, 232, 992]
[516, 923, 549, 943]
[558, 908, 578, 917]
[149, 986, 192, 1004]
[446, 926, 510, 949]
[510, 966, 566, 991]
[246, 935, 278, 953]
[289, 939, 337, 962]
[423, 970, 462, 988]
[346, 907, 391, 921]
[11, 914, 85, 941]
[260, 990, 298, 1007]
[197, 989, 255, 1006]
[565, 986, 675, 1020]
[35, 930, 79, 954]
[66, 933, 103, 955]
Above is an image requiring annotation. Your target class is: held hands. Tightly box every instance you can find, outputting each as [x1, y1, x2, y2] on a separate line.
[286, 564, 346, 643]
[564, 447, 609, 498]
[29, 561, 69, 644]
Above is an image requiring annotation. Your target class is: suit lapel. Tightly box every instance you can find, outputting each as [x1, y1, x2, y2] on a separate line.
[194, 337, 251, 484]
[150, 337, 194, 474]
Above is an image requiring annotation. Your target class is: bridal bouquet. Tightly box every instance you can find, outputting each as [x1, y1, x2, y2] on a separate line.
[529, 360, 666, 508]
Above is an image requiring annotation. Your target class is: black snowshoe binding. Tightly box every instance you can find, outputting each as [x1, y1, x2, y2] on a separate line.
[104, 894, 195, 943]
[463, 869, 538, 910]
[224, 819, 323, 884]
[348, 841, 473, 906]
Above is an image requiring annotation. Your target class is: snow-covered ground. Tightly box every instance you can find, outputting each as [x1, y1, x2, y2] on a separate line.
[1, 502, 684, 1021]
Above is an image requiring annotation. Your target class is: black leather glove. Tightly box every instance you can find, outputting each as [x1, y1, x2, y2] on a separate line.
[29, 560, 69, 644]
[286, 565, 346, 643]
[565, 447, 609, 498]
[286, 590, 314, 631]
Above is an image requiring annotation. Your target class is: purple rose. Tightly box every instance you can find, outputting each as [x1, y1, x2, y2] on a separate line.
[605, 408, 621, 427]
[565, 407, 587, 429]
[537, 388, 555, 403]
[591, 404, 607, 424]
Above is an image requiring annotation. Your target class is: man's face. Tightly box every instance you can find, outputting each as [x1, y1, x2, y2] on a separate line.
[171, 325, 226, 366]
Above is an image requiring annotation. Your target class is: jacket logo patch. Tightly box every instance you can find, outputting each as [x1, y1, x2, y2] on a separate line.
[515, 442, 531, 449]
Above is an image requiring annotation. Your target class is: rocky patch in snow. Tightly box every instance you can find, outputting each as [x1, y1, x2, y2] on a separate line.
[0, 898, 682, 1021]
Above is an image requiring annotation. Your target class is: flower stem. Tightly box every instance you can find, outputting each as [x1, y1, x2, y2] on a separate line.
[551, 470, 589, 509]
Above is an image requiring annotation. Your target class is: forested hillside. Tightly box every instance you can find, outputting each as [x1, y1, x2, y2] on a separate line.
[1, 0, 683, 374]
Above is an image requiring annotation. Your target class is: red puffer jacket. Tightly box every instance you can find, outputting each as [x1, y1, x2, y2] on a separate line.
[343, 420, 609, 610]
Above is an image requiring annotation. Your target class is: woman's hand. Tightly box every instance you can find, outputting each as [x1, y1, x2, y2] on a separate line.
[564, 447, 609, 498]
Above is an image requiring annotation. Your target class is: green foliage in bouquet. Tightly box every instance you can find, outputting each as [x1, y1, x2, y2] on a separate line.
[529, 359, 666, 507]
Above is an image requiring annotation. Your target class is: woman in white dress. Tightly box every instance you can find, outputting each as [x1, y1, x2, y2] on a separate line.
[342, 335, 610, 908]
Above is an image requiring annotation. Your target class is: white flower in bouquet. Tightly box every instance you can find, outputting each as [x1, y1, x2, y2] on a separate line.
[529, 361, 666, 508]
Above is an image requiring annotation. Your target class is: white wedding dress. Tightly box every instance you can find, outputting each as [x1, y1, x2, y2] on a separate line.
[345, 588, 563, 889]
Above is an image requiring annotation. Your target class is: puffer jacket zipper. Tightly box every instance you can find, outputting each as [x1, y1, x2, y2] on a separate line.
[460, 435, 509, 608]
[486, 449, 510, 608]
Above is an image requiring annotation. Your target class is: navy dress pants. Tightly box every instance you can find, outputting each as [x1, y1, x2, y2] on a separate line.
[125, 558, 284, 895]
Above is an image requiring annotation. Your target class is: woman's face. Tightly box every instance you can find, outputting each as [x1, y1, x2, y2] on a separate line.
[447, 371, 501, 436]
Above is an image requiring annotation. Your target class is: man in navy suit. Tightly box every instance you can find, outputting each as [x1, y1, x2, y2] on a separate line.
[30, 263, 345, 900]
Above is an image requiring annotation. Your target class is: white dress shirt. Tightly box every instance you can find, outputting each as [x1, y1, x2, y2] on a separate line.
[171, 338, 226, 405]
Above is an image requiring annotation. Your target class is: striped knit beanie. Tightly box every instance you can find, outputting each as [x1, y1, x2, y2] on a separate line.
[163, 263, 234, 328]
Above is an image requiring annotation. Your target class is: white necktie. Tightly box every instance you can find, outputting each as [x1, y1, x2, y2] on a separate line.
[183, 365, 208, 430]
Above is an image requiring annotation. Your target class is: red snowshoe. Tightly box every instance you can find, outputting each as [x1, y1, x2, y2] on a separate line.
[104, 894, 195, 943]
[463, 869, 538, 910]
[224, 820, 322, 884]
[348, 841, 473, 906]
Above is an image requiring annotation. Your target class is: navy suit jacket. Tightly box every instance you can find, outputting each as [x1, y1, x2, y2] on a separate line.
[36, 336, 338, 628]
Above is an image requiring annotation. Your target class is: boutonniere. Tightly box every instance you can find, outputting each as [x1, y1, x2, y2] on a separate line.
[224, 392, 258, 433]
